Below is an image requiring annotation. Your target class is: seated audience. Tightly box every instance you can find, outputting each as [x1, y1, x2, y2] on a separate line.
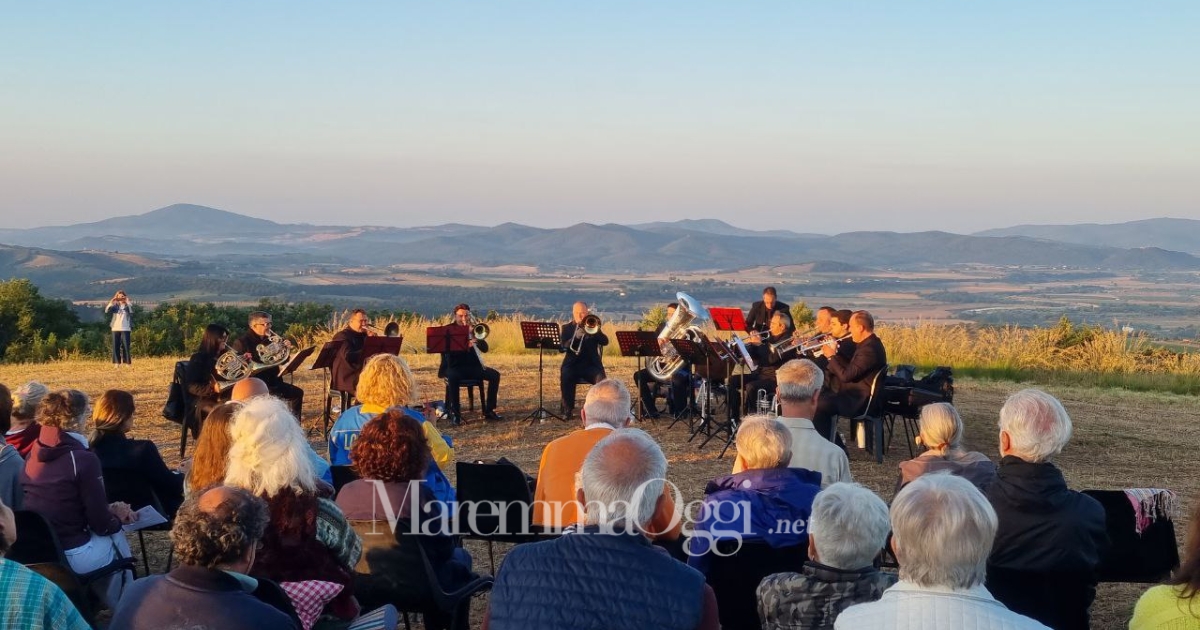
[836, 473, 1049, 629]
[757, 482, 896, 630]
[336, 409, 473, 615]
[532, 378, 681, 540]
[735, 359, 852, 488]
[90, 389, 185, 517]
[1130, 498, 1200, 629]
[0, 383, 22, 508]
[232, 378, 333, 488]
[110, 485, 301, 630]
[6, 381, 47, 457]
[0, 495, 90, 629]
[21, 390, 137, 610]
[185, 401, 239, 496]
[688, 414, 821, 575]
[329, 354, 455, 502]
[985, 389, 1107, 630]
[224, 396, 362, 624]
[485, 429, 718, 630]
[896, 402, 995, 493]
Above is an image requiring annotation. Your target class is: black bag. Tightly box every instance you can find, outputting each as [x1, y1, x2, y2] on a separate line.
[161, 360, 189, 423]
[915, 366, 954, 403]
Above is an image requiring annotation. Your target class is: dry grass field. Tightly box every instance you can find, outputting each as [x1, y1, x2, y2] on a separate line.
[2, 354, 1197, 629]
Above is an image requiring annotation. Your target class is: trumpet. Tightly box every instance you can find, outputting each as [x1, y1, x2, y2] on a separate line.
[568, 314, 602, 355]
[797, 332, 851, 355]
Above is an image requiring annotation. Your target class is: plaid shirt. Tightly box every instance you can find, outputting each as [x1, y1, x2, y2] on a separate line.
[0, 558, 90, 630]
[757, 561, 896, 630]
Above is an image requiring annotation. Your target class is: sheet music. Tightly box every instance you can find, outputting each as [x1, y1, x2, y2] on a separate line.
[122, 505, 169, 532]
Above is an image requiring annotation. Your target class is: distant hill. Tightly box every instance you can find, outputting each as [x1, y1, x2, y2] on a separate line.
[974, 218, 1200, 255]
[631, 218, 823, 239]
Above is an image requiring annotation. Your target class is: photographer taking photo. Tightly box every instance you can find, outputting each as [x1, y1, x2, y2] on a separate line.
[105, 290, 133, 366]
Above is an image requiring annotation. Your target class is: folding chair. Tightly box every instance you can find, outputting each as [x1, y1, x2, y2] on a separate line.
[102, 468, 176, 575]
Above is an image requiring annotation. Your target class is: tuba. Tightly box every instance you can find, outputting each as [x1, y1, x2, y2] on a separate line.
[648, 292, 704, 382]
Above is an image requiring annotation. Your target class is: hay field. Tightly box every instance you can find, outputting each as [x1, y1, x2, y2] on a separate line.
[1, 355, 1196, 629]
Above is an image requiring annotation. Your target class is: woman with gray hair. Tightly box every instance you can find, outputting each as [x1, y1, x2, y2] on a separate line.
[835, 473, 1049, 629]
[758, 482, 895, 630]
[5, 381, 48, 457]
[896, 402, 996, 493]
[687, 414, 822, 576]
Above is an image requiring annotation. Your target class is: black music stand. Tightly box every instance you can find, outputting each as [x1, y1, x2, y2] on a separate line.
[363, 335, 403, 361]
[699, 307, 751, 459]
[616, 330, 661, 423]
[684, 337, 733, 437]
[663, 337, 704, 430]
[310, 341, 345, 438]
[280, 345, 316, 380]
[521, 321, 563, 424]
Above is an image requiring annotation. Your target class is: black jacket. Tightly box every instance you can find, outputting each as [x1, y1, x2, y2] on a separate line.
[985, 456, 1108, 630]
[560, 322, 608, 371]
[185, 350, 219, 399]
[92, 432, 185, 517]
[745, 300, 791, 334]
[827, 334, 886, 417]
[330, 328, 368, 393]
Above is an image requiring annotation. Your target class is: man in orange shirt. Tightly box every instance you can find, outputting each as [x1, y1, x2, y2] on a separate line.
[532, 379, 682, 541]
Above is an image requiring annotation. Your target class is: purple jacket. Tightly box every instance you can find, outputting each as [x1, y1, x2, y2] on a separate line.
[20, 426, 121, 549]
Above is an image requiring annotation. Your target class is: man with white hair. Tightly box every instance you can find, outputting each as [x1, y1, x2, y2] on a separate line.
[735, 359, 851, 488]
[486, 429, 718, 630]
[985, 389, 1107, 630]
[532, 379, 681, 540]
[688, 415, 821, 576]
[836, 474, 1049, 629]
[757, 483, 895, 630]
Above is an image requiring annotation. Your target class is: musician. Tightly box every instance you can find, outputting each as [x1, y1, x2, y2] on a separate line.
[559, 301, 609, 417]
[728, 311, 799, 418]
[809, 309, 856, 375]
[439, 303, 503, 422]
[632, 302, 692, 419]
[330, 309, 372, 396]
[815, 310, 887, 446]
[232, 311, 304, 420]
[745, 286, 792, 335]
[184, 323, 232, 434]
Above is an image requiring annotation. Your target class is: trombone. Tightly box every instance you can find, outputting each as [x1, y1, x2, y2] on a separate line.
[466, 312, 490, 367]
[568, 314, 602, 355]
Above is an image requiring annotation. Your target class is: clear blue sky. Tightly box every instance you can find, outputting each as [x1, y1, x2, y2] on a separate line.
[2, 2, 1196, 233]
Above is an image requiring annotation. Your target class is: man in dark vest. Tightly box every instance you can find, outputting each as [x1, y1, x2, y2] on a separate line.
[484, 429, 719, 630]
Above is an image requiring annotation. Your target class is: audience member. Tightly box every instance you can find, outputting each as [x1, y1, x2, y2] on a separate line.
[734, 359, 851, 488]
[532, 378, 681, 540]
[336, 410, 473, 614]
[110, 486, 301, 629]
[0, 495, 90, 629]
[486, 429, 718, 630]
[896, 402, 996, 493]
[21, 390, 137, 609]
[836, 473, 1049, 629]
[6, 381, 47, 457]
[688, 414, 821, 575]
[186, 401, 239, 496]
[232, 377, 333, 488]
[985, 389, 1107, 630]
[59, 389, 91, 448]
[329, 353, 455, 502]
[1130, 498, 1200, 629]
[224, 396, 362, 623]
[757, 483, 895, 630]
[0, 383, 22, 508]
[230, 376, 269, 401]
[90, 389, 185, 517]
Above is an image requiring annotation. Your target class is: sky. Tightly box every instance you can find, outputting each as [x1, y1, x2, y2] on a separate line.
[1, 2, 1197, 233]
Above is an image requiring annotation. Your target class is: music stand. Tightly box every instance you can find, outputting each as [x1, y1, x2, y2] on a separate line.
[426, 325, 469, 354]
[702, 307, 752, 459]
[708, 307, 747, 336]
[310, 341, 345, 438]
[616, 330, 662, 423]
[683, 337, 731, 437]
[663, 337, 704, 431]
[521, 321, 563, 424]
[363, 335, 403, 361]
[280, 345, 316, 380]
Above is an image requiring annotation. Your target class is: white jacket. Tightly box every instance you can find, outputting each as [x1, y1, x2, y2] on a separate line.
[835, 581, 1050, 630]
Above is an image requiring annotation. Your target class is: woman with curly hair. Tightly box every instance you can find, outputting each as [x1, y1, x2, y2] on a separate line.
[185, 401, 238, 496]
[91, 389, 185, 517]
[1131, 499, 1200, 628]
[22, 390, 137, 610]
[328, 353, 455, 502]
[224, 396, 362, 624]
[336, 409, 474, 611]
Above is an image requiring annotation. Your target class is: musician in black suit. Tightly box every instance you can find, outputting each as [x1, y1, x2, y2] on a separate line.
[745, 286, 792, 335]
[814, 310, 887, 445]
[560, 301, 609, 417]
[728, 311, 800, 418]
[330, 309, 372, 396]
[439, 303, 502, 423]
[232, 310, 304, 419]
[809, 309, 856, 382]
[184, 323, 233, 434]
[632, 302, 692, 419]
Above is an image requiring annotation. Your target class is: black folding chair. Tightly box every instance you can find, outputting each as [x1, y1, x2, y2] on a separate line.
[833, 364, 889, 464]
[389, 533, 494, 630]
[102, 468, 175, 576]
[8, 509, 136, 624]
[705, 539, 809, 630]
[168, 360, 199, 457]
[455, 460, 556, 573]
[331, 465, 361, 495]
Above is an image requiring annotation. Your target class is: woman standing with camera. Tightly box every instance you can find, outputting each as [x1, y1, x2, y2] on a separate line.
[105, 290, 133, 366]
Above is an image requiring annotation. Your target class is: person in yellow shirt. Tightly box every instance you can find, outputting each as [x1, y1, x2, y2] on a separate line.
[1130, 499, 1200, 629]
